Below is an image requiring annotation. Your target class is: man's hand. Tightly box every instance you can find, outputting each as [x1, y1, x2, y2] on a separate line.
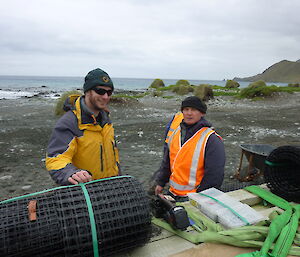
[155, 185, 164, 195]
[68, 170, 92, 184]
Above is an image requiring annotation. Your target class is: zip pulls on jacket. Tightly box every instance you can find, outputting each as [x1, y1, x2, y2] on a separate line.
[100, 144, 104, 172]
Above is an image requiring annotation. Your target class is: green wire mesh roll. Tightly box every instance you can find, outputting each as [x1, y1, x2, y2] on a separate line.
[0, 176, 152, 257]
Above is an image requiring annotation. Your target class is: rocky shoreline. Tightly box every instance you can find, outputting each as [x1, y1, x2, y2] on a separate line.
[0, 91, 300, 200]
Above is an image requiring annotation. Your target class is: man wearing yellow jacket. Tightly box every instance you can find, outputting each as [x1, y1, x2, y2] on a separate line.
[46, 68, 120, 185]
[154, 96, 225, 201]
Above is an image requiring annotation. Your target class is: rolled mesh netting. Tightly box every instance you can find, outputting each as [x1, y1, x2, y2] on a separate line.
[264, 145, 300, 203]
[0, 176, 152, 257]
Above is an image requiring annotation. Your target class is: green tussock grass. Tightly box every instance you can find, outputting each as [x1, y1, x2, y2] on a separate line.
[55, 90, 82, 116]
[112, 92, 149, 99]
[238, 84, 300, 99]
[238, 85, 279, 99]
[176, 79, 190, 86]
[156, 84, 178, 91]
[211, 85, 225, 90]
[278, 86, 300, 92]
[149, 79, 165, 89]
[172, 85, 194, 95]
[214, 91, 239, 96]
[225, 80, 240, 88]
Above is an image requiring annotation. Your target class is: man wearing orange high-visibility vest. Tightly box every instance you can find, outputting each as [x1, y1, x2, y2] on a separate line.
[154, 96, 225, 202]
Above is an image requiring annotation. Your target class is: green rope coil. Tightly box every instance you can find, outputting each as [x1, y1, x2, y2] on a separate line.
[265, 160, 289, 167]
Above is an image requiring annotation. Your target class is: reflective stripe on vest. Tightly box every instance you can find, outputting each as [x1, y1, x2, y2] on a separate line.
[169, 127, 215, 196]
[167, 126, 181, 149]
[165, 112, 183, 144]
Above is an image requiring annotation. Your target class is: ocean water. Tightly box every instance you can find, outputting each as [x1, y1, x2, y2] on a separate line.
[0, 75, 290, 100]
[0, 75, 288, 92]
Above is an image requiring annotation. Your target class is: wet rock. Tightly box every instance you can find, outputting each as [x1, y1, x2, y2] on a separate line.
[0, 175, 13, 180]
[21, 185, 32, 190]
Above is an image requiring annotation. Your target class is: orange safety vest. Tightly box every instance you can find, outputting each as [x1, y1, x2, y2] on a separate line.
[165, 112, 183, 144]
[166, 113, 217, 196]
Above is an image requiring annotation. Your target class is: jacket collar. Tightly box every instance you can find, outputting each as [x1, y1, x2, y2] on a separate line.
[75, 96, 111, 127]
[180, 117, 212, 143]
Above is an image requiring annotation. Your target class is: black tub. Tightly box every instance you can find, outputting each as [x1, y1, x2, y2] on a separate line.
[240, 144, 275, 172]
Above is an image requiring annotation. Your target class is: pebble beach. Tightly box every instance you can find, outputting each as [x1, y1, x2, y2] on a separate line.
[0, 89, 300, 200]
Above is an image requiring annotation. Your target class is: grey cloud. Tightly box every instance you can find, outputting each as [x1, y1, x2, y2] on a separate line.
[0, 0, 299, 78]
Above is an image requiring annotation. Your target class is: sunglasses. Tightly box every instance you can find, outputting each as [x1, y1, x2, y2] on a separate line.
[93, 87, 113, 96]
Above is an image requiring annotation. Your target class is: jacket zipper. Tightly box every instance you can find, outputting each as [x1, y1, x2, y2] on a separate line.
[100, 144, 104, 172]
[111, 141, 116, 161]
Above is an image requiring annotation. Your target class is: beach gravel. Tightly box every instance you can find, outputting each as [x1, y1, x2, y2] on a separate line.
[0, 92, 300, 200]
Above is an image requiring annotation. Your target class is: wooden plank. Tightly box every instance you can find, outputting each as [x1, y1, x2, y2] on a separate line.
[169, 243, 257, 257]
[169, 243, 295, 257]
[226, 184, 269, 206]
[123, 235, 195, 257]
[254, 205, 282, 218]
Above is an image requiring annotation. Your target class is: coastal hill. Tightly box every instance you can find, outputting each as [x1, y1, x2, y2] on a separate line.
[234, 59, 300, 83]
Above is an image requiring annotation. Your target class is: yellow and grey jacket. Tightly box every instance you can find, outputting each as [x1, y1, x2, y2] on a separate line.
[46, 96, 120, 185]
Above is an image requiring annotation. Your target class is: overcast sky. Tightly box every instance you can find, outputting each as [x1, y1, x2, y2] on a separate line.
[0, 0, 299, 80]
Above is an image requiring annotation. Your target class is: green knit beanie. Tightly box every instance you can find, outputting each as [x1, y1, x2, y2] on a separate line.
[83, 68, 114, 93]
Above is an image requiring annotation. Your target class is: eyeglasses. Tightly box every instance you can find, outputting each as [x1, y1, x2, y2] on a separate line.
[93, 87, 113, 96]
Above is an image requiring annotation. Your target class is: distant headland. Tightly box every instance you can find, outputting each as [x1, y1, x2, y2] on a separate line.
[234, 59, 300, 83]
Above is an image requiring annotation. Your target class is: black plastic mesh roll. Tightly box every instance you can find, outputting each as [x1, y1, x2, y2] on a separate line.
[0, 176, 152, 257]
[264, 145, 300, 203]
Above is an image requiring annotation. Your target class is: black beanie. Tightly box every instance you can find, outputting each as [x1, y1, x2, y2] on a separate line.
[181, 96, 207, 113]
[83, 68, 114, 93]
